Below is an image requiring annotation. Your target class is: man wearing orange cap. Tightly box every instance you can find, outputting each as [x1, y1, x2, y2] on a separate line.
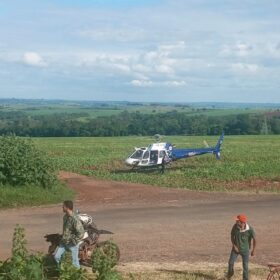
[227, 214, 256, 280]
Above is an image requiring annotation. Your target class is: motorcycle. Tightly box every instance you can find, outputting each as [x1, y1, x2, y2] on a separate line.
[44, 211, 120, 267]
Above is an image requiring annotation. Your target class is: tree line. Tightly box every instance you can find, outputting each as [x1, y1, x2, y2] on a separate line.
[0, 110, 279, 136]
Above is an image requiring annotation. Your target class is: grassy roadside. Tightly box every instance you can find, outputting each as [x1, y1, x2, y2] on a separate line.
[0, 182, 75, 209]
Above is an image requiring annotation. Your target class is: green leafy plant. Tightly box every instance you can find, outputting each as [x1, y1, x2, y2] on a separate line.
[0, 135, 56, 188]
[92, 241, 122, 280]
[58, 253, 88, 280]
[0, 225, 46, 280]
[0, 225, 90, 280]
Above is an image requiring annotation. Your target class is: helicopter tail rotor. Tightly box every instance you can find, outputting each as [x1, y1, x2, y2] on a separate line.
[203, 140, 209, 148]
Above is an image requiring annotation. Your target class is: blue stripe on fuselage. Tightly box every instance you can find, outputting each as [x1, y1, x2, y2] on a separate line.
[171, 147, 215, 159]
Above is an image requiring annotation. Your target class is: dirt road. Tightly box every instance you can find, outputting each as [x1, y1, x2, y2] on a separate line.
[1, 172, 280, 266]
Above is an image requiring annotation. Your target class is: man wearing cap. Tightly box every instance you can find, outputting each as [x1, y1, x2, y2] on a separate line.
[227, 214, 256, 280]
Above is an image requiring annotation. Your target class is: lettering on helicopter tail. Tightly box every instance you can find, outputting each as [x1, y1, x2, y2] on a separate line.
[187, 152, 197, 157]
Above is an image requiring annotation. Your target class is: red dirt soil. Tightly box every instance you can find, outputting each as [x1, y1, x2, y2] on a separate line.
[0, 171, 280, 266]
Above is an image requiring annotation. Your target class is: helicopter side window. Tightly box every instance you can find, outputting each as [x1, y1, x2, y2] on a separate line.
[130, 150, 144, 159]
[143, 151, 149, 159]
[159, 150, 166, 158]
[150, 150, 158, 163]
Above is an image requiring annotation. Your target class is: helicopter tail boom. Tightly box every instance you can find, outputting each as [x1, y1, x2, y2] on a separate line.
[171, 133, 224, 160]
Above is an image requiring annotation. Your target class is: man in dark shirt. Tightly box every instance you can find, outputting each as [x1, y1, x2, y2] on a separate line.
[160, 153, 166, 174]
[227, 214, 256, 280]
[54, 200, 85, 268]
[160, 152, 170, 174]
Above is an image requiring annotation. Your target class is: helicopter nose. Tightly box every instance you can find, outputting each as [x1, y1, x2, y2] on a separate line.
[125, 158, 133, 166]
[125, 158, 139, 166]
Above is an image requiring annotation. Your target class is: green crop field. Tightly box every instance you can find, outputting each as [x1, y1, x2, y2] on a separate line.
[35, 135, 280, 192]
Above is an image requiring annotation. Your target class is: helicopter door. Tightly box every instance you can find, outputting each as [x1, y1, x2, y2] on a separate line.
[150, 150, 158, 164]
[141, 150, 150, 165]
[159, 150, 168, 164]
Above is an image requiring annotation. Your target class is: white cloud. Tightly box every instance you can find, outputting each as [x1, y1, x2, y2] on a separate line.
[131, 79, 152, 87]
[231, 63, 260, 73]
[139, 43, 185, 76]
[235, 43, 253, 56]
[221, 42, 253, 57]
[155, 64, 174, 74]
[265, 42, 280, 57]
[164, 80, 186, 87]
[132, 64, 151, 73]
[78, 27, 147, 42]
[109, 63, 131, 73]
[23, 52, 46, 67]
[130, 79, 186, 87]
[74, 51, 131, 66]
[69, 42, 183, 81]
[158, 41, 186, 52]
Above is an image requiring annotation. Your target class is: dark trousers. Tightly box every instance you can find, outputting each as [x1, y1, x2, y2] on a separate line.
[228, 250, 249, 280]
[160, 163, 165, 174]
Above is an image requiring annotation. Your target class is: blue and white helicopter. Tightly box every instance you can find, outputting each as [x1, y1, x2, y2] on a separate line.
[125, 133, 224, 168]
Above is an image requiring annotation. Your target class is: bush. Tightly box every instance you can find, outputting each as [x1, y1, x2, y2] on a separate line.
[58, 256, 88, 280]
[92, 241, 122, 280]
[0, 225, 88, 280]
[0, 225, 47, 280]
[0, 135, 57, 188]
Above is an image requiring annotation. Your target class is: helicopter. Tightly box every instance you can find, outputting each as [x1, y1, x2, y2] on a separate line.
[125, 133, 224, 168]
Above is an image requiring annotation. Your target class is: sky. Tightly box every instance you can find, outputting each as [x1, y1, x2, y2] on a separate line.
[0, 0, 280, 103]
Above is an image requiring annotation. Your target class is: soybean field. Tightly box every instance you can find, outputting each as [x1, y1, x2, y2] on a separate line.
[35, 135, 280, 192]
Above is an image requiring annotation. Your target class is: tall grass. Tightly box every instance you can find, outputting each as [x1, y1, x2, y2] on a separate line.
[0, 183, 75, 208]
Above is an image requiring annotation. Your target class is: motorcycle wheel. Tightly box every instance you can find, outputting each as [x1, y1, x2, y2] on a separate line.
[80, 258, 92, 267]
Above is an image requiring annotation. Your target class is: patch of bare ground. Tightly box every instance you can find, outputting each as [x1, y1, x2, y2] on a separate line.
[59, 172, 280, 209]
[117, 262, 267, 280]
[1, 171, 280, 269]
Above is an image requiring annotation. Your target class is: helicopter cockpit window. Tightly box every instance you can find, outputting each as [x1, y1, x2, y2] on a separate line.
[130, 150, 144, 159]
[143, 151, 149, 159]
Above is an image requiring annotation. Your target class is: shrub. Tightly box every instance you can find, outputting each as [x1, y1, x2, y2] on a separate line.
[58, 258, 88, 280]
[0, 225, 47, 280]
[92, 241, 122, 280]
[0, 135, 56, 187]
[0, 225, 89, 280]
